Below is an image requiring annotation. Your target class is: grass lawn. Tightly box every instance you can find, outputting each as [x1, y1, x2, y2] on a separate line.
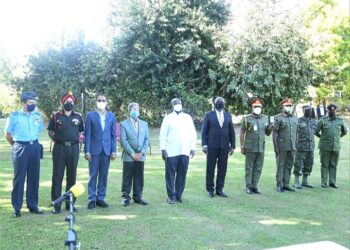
[0, 117, 349, 250]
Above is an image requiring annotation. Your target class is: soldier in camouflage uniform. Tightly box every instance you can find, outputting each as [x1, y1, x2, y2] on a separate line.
[273, 98, 298, 192]
[315, 104, 347, 188]
[240, 98, 273, 194]
[293, 105, 317, 189]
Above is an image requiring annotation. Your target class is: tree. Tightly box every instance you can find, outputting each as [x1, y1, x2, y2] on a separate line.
[217, 0, 319, 115]
[306, 0, 350, 106]
[107, 0, 231, 126]
[11, 35, 108, 118]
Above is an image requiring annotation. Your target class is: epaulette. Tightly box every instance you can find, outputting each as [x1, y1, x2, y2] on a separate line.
[73, 111, 82, 116]
[261, 114, 268, 118]
[245, 114, 252, 118]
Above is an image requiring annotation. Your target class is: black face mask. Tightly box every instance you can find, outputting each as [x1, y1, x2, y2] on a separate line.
[304, 110, 311, 118]
[329, 111, 336, 118]
[215, 101, 224, 111]
[63, 103, 74, 111]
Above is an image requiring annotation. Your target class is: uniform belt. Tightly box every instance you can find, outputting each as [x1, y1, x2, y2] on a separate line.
[55, 141, 79, 146]
[15, 140, 38, 145]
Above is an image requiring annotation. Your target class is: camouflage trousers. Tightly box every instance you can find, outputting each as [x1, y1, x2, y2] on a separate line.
[293, 150, 314, 176]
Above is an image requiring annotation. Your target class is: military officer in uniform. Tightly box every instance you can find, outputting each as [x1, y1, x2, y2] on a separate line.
[48, 91, 84, 213]
[273, 98, 298, 192]
[315, 104, 347, 188]
[240, 97, 273, 194]
[293, 105, 317, 189]
[4, 91, 44, 217]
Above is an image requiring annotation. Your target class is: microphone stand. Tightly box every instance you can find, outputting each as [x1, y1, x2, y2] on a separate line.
[65, 193, 80, 249]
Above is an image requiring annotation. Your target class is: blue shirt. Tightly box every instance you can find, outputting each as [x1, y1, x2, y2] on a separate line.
[5, 110, 43, 141]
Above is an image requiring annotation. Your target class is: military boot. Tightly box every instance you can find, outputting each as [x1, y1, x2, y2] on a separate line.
[301, 175, 313, 188]
[293, 175, 302, 189]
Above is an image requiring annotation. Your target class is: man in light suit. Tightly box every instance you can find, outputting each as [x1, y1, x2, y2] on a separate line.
[201, 97, 235, 198]
[120, 102, 150, 206]
[85, 94, 117, 209]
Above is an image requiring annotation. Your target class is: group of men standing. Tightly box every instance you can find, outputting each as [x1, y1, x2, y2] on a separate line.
[4, 91, 348, 217]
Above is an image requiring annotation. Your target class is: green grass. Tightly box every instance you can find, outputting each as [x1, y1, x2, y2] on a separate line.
[0, 118, 349, 250]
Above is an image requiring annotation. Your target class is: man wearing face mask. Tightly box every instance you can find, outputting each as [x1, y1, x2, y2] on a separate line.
[85, 94, 117, 209]
[315, 104, 347, 188]
[5, 91, 44, 217]
[293, 105, 317, 189]
[159, 98, 197, 204]
[240, 98, 272, 194]
[48, 91, 84, 214]
[120, 102, 149, 206]
[201, 97, 235, 198]
[273, 98, 298, 192]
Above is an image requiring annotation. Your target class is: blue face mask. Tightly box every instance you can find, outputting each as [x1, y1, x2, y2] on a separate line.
[27, 104, 36, 112]
[130, 111, 139, 119]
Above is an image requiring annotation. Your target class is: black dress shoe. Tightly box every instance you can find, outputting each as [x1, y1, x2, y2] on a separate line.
[283, 186, 295, 192]
[52, 208, 61, 214]
[29, 208, 44, 214]
[252, 188, 261, 194]
[208, 192, 214, 198]
[175, 197, 183, 203]
[246, 188, 253, 194]
[96, 200, 109, 208]
[329, 183, 338, 188]
[166, 198, 175, 204]
[216, 191, 228, 197]
[277, 187, 284, 192]
[13, 211, 21, 218]
[134, 198, 148, 205]
[321, 183, 328, 188]
[121, 199, 130, 207]
[87, 200, 96, 209]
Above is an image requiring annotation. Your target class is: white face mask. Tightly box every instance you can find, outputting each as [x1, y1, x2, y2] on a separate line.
[284, 106, 293, 114]
[173, 104, 182, 112]
[253, 107, 262, 115]
[97, 102, 107, 110]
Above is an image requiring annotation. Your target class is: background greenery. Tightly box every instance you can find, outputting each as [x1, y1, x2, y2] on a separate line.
[0, 118, 349, 250]
[1, 0, 349, 124]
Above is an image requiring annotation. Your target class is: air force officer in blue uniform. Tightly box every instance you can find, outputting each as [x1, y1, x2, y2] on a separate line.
[4, 91, 44, 217]
[85, 94, 117, 209]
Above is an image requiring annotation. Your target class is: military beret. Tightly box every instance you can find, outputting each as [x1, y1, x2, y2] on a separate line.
[250, 97, 264, 106]
[20, 91, 36, 102]
[60, 91, 77, 104]
[327, 103, 337, 111]
[280, 98, 293, 106]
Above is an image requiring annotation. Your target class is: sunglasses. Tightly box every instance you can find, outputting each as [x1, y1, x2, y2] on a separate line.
[97, 100, 106, 103]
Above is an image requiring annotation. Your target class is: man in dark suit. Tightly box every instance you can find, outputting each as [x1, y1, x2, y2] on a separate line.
[201, 97, 235, 198]
[85, 94, 117, 209]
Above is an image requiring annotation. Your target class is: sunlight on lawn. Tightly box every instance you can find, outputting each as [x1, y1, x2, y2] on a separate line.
[259, 219, 322, 226]
[92, 214, 137, 220]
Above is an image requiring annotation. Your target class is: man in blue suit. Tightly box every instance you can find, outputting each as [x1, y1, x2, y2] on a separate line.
[85, 94, 117, 209]
[120, 102, 150, 206]
[201, 97, 235, 198]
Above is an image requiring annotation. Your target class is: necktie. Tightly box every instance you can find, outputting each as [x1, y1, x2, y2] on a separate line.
[218, 112, 224, 127]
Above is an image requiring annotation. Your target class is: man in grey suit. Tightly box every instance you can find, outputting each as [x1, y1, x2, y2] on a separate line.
[120, 102, 150, 206]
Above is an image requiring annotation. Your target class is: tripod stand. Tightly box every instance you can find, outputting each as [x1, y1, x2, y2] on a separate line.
[65, 194, 80, 249]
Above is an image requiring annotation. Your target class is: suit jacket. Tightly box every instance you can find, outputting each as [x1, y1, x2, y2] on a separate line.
[84, 111, 117, 156]
[201, 111, 236, 150]
[120, 118, 149, 162]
